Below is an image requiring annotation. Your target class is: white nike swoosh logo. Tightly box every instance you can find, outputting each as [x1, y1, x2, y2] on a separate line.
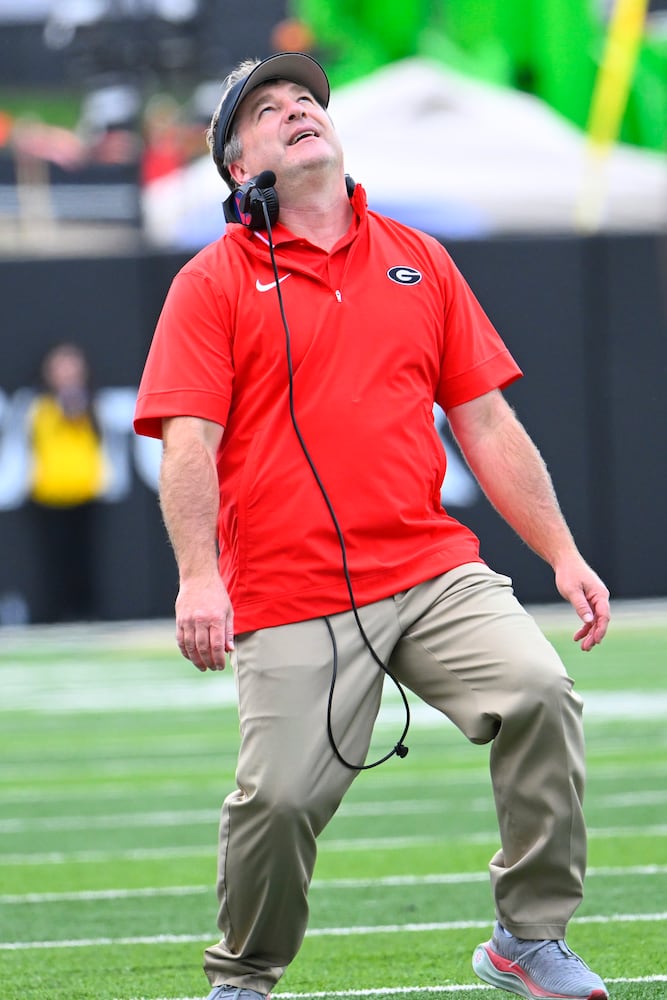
[256, 274, 291, 292]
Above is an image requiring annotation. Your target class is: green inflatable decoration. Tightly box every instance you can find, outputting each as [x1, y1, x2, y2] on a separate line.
[291, 0, 667, 151]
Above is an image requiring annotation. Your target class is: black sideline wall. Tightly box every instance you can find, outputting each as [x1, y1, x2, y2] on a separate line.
[0, 232, 665, 623]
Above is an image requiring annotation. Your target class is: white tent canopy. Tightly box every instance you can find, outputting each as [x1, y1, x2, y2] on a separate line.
[142, 57, 667, 248]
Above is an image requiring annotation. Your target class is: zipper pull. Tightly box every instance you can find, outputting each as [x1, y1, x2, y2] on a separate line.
[335, 289, 342, 302]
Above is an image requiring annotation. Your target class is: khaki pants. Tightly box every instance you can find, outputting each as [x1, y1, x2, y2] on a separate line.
[204, 564, 586, 991]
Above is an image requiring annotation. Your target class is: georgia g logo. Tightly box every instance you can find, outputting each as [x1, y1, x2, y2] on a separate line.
[387, 265, 422, 285]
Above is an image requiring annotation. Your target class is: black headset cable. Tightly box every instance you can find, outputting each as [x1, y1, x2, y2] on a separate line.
[258, 194, 411, 770]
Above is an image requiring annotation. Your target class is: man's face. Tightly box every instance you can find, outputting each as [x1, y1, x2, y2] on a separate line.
[228, 79, 343, 186]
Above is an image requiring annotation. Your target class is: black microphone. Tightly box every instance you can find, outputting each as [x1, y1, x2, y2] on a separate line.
[254, 170, 276, 190]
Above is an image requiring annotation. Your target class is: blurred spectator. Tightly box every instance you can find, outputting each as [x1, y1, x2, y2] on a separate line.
[27, 342, 108, 622]
[10, 115, 87, 169]
[270, 17, 316, 54]
[77, 81, 142, 165]
[0, 111, 13, 147]
[140, 92, 188, 184]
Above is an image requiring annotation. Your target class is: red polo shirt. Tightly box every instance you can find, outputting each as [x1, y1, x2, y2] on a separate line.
[134, 184, 522, 632]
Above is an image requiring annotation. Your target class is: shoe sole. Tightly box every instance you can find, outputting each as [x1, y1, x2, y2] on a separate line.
[472, 942, 609, 1000]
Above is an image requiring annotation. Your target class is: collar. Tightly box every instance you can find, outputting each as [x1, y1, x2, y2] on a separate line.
[228, 182, 369, 252]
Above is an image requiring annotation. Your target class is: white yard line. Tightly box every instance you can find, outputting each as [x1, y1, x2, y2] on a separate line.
[2, 677, 667, 717]
[273, 978, 667, 998]
[4, 761, 667, 805]
[268, 977, 667, 997]
[2, 912, 667, 951]
[0, 799, 448, 834]
[2, 864, 666, 905]
[4, 788, 667, 834]
[0, 809, 220, 833]
[129, 977, 667, 1000]
[3, 824, 667, 866]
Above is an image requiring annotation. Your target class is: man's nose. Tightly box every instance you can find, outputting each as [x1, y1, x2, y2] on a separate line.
[286, 103, 306, 120]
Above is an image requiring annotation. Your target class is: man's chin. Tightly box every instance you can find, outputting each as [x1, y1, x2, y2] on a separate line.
[284, 150, 340, 181]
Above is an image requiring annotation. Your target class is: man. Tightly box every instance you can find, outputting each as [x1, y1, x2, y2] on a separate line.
[134, 52, 610, 1000]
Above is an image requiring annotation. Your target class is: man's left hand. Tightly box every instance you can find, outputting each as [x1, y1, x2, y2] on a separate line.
[555, 557, 611, 651]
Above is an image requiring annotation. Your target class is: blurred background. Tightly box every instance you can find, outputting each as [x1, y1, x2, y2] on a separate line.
[0, 0, 665, 625]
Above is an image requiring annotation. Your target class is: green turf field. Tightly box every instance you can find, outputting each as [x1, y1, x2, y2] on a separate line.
[1, 606, 666, 1000]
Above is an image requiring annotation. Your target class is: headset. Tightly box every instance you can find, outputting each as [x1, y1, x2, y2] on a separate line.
[223, 170, 357, 230]
[223, 171, 411, 770]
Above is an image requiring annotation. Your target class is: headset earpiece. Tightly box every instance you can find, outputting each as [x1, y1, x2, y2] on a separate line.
[223, 171, 279, 230]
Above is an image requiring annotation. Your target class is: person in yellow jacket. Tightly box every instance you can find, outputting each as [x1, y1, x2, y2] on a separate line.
[28, 342, 107, 622]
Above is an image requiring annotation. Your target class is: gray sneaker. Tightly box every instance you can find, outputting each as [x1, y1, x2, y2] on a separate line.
[206, 987, 268, 1000]
[472, 922, 608, 999]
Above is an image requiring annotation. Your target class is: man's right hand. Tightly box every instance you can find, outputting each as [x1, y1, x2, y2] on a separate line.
[159, 415, 229, 672]
[175, 575, 234, 671]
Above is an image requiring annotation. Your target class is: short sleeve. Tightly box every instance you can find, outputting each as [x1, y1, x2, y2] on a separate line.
[134, 267, 235, 439]
[435, 249, 522, 411]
